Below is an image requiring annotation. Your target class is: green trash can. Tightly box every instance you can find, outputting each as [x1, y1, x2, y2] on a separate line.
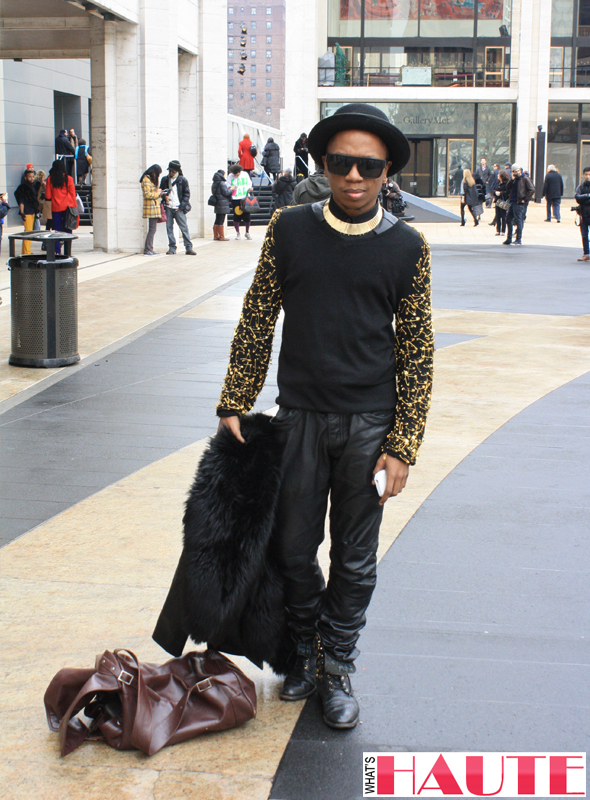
[8, 231, 80, 368]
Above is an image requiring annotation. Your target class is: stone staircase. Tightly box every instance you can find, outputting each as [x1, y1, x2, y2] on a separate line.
[249, 185, 275, 226]
[76, 184, 93, 226]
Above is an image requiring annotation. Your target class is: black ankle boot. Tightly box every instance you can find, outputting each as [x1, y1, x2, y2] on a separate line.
[318, 670, 359, 729]
[279, 642, 317, 701]
[317, 648, 359, 729]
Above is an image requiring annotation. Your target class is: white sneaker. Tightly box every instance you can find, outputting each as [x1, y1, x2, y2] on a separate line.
[235, 233, 241, 240]
[245, 231, 252, 240]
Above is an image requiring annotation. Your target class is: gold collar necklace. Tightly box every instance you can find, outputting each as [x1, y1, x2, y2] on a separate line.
[323, 202, 383, 236]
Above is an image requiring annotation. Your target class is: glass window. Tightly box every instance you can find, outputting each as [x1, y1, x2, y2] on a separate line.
[548, 103, 579, 142]
[240, 92, 244, 98]
[229, 64, 234, 71]
[579, 0, 590, 35]
[552, 0, 574, 35]
[266, 92, 271, 100]
[229, 107, 233, 113]
[228, 50, 234, 58]
[420, 0, 474, 38]
[266, 64, 271, 72]
[266, 78, 271, 85]
[251, 36, 256, 43]
[229, 93, 234, 99]
[478, 0, 512, 38]
[267, 21, 272, 28]
[328, 0, 361, 37]
[266, 50, 272, 57]
[266, 108, 272, 114]
[547, 142, 577, 195]
[228, 7, 234, 14]
[267, 7, 272, 13]
[251, 21, 257, 28]
[251, 6, 256, 13]
[577, 47, 590, 86]
[251, 93, 256, 100]
[251, 50, 256, 57]
[229, 22, 234, 29]
[251, 64, 257, 72]
[364, 0, 418, 38]
[321, 101, 476, 136]
[267, 36, 272, 42]
[581, 103, 590, 137]
[229, 37, 234, 43]
[477, 104, 512, 167]
[251, 78, 257, 85]
[229, 78, 234, 86]
[550, 46, 573, 87]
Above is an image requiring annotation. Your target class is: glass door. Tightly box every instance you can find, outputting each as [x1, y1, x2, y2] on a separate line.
[447, 139, 474, 195]
[581, 141, 590, 181]
[399, 139, 433, 197]
[484, 46, 504, 87]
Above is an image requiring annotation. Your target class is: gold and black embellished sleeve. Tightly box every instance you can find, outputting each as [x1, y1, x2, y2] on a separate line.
[384, 235, 434, 465]
[217, 211, 284, 415]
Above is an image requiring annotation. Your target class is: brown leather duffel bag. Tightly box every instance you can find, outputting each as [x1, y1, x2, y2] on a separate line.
[44, 648, 257, 756]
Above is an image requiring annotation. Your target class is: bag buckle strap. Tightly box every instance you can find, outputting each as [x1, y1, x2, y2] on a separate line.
[196, 678, 212, 693]
[117, 668, 134, 686]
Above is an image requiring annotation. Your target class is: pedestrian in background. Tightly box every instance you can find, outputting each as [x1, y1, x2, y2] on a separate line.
[55, 129, 75, 157]
[272, 168, 297, 209]
[294, 133, 309, 179]
[14, 168, 39, 255]
[32, 170, 46, 231]
[68, 128, 78, 150]
[140, 164, 163, 256]
[75, 139, 91, 185]
[261, 137, 281, 181]
[228, 164, 253, 240]
[0, 192, 9, 258]
[45, 159, 76, 255]
[492, 169, 510, 236]
[542, 165, 564, 223]
[292, 163, 331, 205]
[238, 133, 255, 175]
[503, 163, 534, 246]
[460, 168, 480, 227]
[475, 157, 493, 207]
[211, 169, 231, 241]
[574, 166, 590, 261]
[159, 160, 196, 256]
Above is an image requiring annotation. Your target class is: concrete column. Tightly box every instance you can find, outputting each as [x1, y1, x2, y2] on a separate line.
[282, 0, 320, 169]
[515, 0, 552, 168]
[0, 60, 7, 204]
[179, 52, 199, 237]
[197, 2, 227, 239]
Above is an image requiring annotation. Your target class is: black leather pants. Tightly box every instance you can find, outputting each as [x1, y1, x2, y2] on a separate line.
[271, 407, 394, 663]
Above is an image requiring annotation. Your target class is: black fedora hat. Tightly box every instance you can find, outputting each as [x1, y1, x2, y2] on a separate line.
[307, 103, 410, 176]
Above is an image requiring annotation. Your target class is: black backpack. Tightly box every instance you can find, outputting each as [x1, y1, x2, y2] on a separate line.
[249, 144, 257, 157]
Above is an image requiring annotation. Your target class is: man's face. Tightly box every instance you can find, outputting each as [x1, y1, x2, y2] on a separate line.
[584, 170, 590, 182]
[481, 158, 487, 166]
[69, 129, 75, 136]
[323, 129, 391, 217]
[513, 167, 522, 178]
[169, 169, 178, 179]
[25, 172, 35, 183]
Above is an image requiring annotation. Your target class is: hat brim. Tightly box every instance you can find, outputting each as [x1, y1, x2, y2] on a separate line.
[307, 113, 410, 176]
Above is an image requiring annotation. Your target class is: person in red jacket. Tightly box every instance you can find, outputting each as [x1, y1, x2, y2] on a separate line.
[238, 133, 255, 175]
[45, 159, 77, 254]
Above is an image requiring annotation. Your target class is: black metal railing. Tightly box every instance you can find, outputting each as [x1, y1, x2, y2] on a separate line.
[319, 66, 513, 88]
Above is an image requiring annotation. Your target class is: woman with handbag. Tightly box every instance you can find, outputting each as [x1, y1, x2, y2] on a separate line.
[493, 170, 510, 236]
[228, 164, 253, 240]
[45, 159, 77, 254]
[460, 168, 480, 227]
[211, 169, 231, 241]
[140, 164, 163, 256]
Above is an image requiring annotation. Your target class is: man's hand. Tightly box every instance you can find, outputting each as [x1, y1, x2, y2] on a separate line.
[372, 453, 409, 506]
[217, 415, 245, 444]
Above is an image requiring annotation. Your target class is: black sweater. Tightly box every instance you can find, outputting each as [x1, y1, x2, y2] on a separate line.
[217, 201, 433, 464]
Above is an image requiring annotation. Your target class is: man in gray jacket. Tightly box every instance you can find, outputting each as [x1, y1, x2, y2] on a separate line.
[292, 163, 331, 205]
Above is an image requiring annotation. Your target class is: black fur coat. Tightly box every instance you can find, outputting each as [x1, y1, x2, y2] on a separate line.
[152, 414, 294, 675]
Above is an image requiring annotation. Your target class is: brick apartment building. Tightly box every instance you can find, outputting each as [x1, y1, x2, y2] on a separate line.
[227, 1, 286, 130]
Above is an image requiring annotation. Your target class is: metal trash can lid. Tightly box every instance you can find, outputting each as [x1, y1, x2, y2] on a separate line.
[8, 231, 78, 242]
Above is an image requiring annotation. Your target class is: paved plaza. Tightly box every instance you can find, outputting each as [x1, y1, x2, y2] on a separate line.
[0, 207, 589, 799]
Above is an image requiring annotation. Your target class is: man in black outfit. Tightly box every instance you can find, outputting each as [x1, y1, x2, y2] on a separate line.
[503, 163, 534, 245]
[217, 104, 434, 730]
[575, 166, 590, 261]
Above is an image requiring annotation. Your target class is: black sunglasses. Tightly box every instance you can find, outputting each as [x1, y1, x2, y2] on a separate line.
[325, 153, 388, 179]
